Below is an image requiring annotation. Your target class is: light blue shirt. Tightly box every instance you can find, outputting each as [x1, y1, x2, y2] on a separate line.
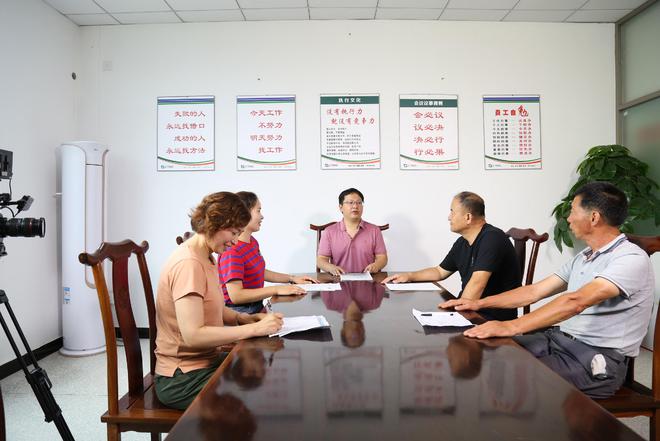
[556, 234, 655, 357]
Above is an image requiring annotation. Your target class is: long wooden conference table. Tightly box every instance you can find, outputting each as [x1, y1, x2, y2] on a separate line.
[165, 273, 644, 441]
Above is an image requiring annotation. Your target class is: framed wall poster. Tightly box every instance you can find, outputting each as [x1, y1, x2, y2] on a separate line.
[157, 95, 214, 171]
[320, 94, 381, 169]
[399, 95, 459, 170]
[483, 95, 541, 170]
[236, 95, 296, 170]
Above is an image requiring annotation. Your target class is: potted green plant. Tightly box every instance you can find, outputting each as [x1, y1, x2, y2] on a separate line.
[552, 144, 660, 251]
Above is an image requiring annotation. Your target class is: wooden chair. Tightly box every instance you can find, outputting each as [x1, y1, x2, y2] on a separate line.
[596, 233, 660, 441]
[79, 240, 182, 441]
[505, 227, 549, 315]
[310, 222, 389, 272]
[175, 231, 193, 245]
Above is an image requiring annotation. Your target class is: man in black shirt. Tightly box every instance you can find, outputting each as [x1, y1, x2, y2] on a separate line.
[382, 192, 521, 321]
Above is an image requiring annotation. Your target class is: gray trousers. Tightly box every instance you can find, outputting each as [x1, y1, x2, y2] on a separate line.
[514, 328, 629, 399]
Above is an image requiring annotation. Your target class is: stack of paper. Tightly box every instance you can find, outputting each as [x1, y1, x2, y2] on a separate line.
[295, 283, 342, 291]
[270, 315, 331, 337]
[412, 308, 472, 327]
[386, 282, 441, 291]
[340, 273, 373, 281]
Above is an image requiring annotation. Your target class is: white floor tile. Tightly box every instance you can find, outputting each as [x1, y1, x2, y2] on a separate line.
[1, 340, 153, 440]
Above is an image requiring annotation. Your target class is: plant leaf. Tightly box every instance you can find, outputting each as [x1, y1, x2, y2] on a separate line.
[558, 217, 568, 231]
[554, 143, 659, 250]
[551, 203, 562, 217]
[554, 230, 563, 252]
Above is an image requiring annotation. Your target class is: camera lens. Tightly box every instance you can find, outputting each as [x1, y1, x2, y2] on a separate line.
[0, 217, 46, 238]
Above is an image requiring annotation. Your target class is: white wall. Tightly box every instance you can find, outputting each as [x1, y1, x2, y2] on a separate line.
[0, 0, 79, 364]
[0, 11, 619, 365]
[76, 20, 616, 326]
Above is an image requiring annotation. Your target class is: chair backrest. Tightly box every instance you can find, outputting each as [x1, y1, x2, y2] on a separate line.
[624, 233, 660, 391]
[506, 227, 549, 315]
[175, 231, 193, 245]
[79, 240, 157, 415]
[310, 222, 389, 272]
[626, 234, 660, 256]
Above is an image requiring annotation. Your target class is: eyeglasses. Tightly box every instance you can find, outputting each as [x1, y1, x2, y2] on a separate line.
[343, 201, 364, 206]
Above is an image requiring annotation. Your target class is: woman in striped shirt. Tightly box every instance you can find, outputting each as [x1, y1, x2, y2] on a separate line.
[219, 191, 318, 314]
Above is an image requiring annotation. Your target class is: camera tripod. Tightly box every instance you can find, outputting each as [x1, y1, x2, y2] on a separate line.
[0, 289, 74, 440]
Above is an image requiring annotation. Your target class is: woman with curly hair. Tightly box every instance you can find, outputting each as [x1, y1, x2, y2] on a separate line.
[154, 191, 283, 410]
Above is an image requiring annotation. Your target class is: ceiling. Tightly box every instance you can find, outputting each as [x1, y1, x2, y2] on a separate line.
[42, 0, 646, 26]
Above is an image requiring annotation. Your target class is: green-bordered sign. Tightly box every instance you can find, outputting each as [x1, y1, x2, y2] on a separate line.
[236, 95, 296, 171]
[483, 95, 542, 170]
[399, 94, 459, 170]
[157, 96, 215, 171]
[320, 94, 380, 170]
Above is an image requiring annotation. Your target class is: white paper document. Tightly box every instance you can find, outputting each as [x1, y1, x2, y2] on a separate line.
[386, 282, 441, 291]
[270, 315, 330, 337]
[340, 273, 373, 281]
[295, 283, 342, 292]
[412, 308, 473, 328]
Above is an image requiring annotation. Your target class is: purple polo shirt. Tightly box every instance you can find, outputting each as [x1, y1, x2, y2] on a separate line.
[317, 220, 387, 272]
[321, 281, 385, 313]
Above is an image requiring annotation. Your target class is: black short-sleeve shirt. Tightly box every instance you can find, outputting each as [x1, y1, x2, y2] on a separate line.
[440, 223, 521, 321]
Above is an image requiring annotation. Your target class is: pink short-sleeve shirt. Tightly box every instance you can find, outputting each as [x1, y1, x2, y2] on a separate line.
[317, 220, 387, 272]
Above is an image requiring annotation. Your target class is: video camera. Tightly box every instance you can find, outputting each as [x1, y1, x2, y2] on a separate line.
[0, 149, 46, 257]
[0, 150, 72, 440]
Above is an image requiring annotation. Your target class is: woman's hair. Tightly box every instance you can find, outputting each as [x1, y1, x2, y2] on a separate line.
[189, 192, 251, 237]
[236, 191, 259, 211]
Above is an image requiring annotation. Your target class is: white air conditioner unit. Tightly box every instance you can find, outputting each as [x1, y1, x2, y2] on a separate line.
[59, 141, 108, 356]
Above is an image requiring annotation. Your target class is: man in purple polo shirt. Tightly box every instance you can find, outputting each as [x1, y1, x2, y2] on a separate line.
[317, 188, 388, 275]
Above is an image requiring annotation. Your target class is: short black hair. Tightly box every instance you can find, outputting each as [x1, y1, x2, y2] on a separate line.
[574, 182, 628, 227]
[338, 188, 364, 205]
[454, 191, 485, 218]
[235, 191, 259, 210]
